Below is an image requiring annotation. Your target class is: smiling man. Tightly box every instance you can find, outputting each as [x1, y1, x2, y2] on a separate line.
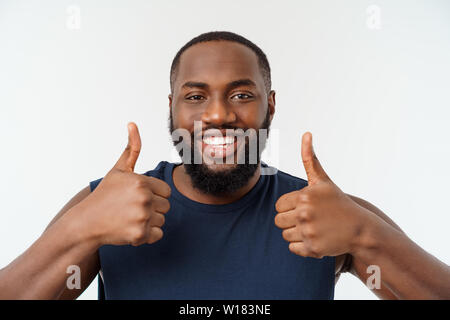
[0, 31, 449, 300]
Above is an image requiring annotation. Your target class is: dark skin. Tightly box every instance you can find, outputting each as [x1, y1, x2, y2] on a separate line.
[0, 41, 449, 299]
[167, 41, 450, 299]
[169, 40, 271, 205]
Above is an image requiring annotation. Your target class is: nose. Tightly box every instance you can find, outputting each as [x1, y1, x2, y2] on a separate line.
[201, 96, 236, 127]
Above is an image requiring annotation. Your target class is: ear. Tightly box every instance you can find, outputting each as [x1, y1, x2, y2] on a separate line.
[168, 93, 173, 110]
[268, 90, 276, 122]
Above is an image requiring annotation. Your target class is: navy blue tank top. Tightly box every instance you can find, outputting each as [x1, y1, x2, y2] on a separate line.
[90, 161, 335, 299]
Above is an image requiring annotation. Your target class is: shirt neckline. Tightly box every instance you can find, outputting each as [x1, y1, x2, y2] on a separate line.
[164, 162, 266, 214]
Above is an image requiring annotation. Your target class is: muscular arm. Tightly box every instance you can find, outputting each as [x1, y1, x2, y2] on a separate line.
[0, 187, 100, 299]
[334, 195, 402, 299]
[0, 123, 171, 300]
[340, 195, 450, 299]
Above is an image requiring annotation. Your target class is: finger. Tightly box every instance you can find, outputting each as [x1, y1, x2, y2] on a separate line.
[147, 177, 171, 198]
[148, 212, 165, 227]
[151, 194, 171, 214]
[275, 191, 299, 213]
[114, 122, 142, 172]
[301, 132, 330, 185]
[282, 226, 303, 242]
[147, 227, 163, 244]
[288, 242, 309, 257]
[274, 210, 298, 229]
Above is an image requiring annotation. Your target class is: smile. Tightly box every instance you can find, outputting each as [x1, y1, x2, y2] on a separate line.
[203, 136, 235, 146]
[199, 134, 240, 161]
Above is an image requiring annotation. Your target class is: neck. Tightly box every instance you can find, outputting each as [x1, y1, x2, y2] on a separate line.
[172, 164, 261, 205]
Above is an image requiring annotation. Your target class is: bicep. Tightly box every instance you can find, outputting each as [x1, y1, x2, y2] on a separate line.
[45, 186, 91, 231]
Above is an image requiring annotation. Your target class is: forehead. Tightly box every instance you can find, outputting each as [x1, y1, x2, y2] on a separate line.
[174, 41, 264, 90]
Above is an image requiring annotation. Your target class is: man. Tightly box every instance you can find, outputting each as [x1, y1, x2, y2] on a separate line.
[0, 31, 449, 299]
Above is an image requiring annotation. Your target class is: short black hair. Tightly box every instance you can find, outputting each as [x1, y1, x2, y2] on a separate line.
[170, 31, 271, 94]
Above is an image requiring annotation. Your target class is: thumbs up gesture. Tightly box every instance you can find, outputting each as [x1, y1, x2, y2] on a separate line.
[274, 133, 370, 258]
[77, 122, 171, 247]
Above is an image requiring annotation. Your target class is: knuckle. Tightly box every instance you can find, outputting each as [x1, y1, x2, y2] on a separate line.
[135, 228, 146, 239]
[303, 226, 316, 239]
[303, 246, 315, 258]
[297, 192, 310, 203]
[130, 228, 146, 246]
[134, 177, 147, 189]
[299, 209, 311, 222]
[136, 191, 153, 206]
[294, 211, 304, 224]
[136, 209, 149, 222]
[308, 244, 322, 258]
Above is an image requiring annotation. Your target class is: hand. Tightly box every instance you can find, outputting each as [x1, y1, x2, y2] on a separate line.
[274, 132, 371, 258]
[75, 122, 171, 247]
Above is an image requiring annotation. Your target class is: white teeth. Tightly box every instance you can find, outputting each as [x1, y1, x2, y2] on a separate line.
[203, 136, 234, 145]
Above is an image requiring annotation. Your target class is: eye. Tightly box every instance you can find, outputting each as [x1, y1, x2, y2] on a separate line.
[186, 95, 205, 101]
[231, 93, 253, 100]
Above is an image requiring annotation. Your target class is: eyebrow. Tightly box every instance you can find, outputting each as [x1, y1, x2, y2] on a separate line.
[181, 81, 209, 90]
[181, 78, 257, 91]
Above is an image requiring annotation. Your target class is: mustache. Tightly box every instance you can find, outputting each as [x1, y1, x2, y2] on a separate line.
[176, 127, 254, 148]
[201, 124, 247, 131]
[195, 127, 252, 141]
[168, 116, 246, 135]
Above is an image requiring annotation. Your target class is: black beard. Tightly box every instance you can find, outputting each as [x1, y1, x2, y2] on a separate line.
[169, 111, 271, 195]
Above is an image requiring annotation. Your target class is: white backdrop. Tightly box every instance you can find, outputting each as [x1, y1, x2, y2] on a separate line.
[0, 0, 449, 300]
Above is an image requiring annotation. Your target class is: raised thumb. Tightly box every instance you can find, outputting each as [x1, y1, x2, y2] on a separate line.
[301, 132, 329, 185]
[113, 122, 142, 172]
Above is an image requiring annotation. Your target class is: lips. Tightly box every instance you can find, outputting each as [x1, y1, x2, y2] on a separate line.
[203, 136, 235, 145]
[193, 130, 242, 162]
[202, 136, 237, 160]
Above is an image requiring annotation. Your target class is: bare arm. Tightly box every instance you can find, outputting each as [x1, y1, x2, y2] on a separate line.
[45, 187, 101, 300]
[277, 133, 449, 299]
[337, 195, 402, 299]
[0, 123, 171, 300]
[0, 187, 100, 299]
[346, 195, 450, 299]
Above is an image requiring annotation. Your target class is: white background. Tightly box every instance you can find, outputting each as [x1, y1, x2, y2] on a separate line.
[0, 0, 449, 300]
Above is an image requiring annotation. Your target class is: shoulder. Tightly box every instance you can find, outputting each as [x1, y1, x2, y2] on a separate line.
[142, 161, 172, 180]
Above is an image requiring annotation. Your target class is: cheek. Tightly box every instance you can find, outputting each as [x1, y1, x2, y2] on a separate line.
[172, 106, 203, 130]
[235, 104, 267, 128]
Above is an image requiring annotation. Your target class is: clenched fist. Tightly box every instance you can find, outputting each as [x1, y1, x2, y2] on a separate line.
[74, 122, 171, 247]
[274, 132, 373, 259]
